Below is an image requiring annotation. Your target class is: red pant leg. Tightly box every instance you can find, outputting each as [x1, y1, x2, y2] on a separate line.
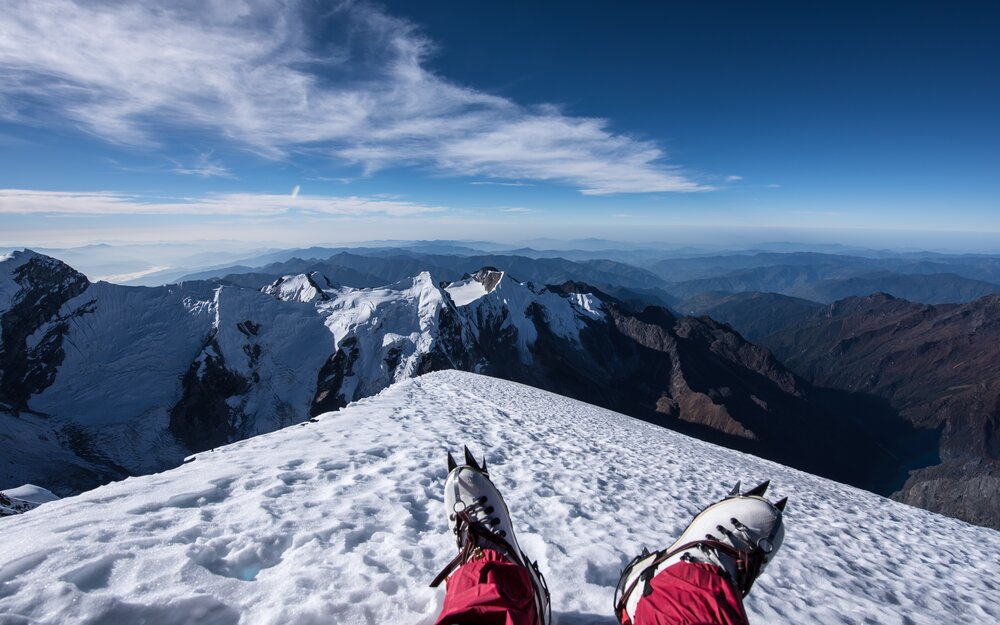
[434, 549, 540, 625]
[630, 562, 749, 625]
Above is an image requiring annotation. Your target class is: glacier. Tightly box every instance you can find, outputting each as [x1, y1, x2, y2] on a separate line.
[1, 371, 996, 625]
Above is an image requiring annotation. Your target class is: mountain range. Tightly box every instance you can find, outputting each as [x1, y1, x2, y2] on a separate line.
[756, 293, 1000, 528]
[2, 248, 997, 529]
[0, 250, 932, 513]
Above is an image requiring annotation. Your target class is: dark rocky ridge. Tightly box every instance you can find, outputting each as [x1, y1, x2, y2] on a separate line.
[0, 252, 91, 411]
[169, 336, 252, 450]
[676, 291, 824, 342]
[475, 286, 935, 496]
[764, 292, 1000, 528]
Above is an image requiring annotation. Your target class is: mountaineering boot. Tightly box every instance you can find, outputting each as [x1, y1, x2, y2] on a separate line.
[431, 446, 551, 625]
[614, 481, 787, 625]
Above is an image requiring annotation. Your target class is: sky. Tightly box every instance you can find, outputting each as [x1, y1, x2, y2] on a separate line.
[0, 0, 998, 250]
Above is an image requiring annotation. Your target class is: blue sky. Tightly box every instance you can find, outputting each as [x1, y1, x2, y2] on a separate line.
[1, 1, 998, 249]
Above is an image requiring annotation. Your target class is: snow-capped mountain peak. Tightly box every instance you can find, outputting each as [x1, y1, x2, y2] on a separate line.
[262, 272, 332, 303]
[444, 267, 505, 305]
[450, 269, 606, 361]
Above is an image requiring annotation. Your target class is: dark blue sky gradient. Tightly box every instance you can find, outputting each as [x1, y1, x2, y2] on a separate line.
[383, 0, 999, 185]
[1, 1, 998, 247]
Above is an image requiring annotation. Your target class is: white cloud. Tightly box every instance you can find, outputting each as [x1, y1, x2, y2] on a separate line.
[0, 0, 708, 195]
[0, 189, 445, 217]
[307, 176, 356, 184]
[725, 175, 743, 183]
[170, 153, 234, 178]
[499, 207, 536, 213]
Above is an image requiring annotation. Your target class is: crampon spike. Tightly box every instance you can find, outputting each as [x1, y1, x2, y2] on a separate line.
[728, 480, 742, 497]
[774, 497, 788, 512]
[464, 445, 482, 471]
[481, 456, 488, 476]
[447, 452, 458, 473]
[744, 480, 771, 497]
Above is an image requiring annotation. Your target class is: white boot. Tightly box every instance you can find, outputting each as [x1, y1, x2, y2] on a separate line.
[615, 481, 787, 624]
[431, 447, 551, 625]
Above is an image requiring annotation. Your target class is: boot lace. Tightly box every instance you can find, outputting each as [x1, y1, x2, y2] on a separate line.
[451, 496, 507, 541]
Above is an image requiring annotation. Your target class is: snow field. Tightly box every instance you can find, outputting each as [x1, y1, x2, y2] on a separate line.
[443, 276, 489, 306]
[2, 371, 999, 625]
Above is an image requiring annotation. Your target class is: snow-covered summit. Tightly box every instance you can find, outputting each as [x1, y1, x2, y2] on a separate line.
[1, 371, 996, 625]
[444, 267, 505, 305]
[449, 269, 606, 361]
[262, 272, 332, 303]
[310, 271, 478, 409]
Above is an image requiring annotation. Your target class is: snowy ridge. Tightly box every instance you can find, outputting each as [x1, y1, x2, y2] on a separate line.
[443, 274, 491, 306]
[314, 272, 456, 403]
[189, 285, 336, 438]
[263, 273, 330, 304]
[0, 484, 58, 516]
[2, 252, 610, 495]
[1, 372, 996, 625]
[455, 271, 604, 361]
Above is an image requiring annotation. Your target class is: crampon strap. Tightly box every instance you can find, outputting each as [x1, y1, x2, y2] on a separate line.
[430, 509, 551, 625]
[613, 538, 768, 619]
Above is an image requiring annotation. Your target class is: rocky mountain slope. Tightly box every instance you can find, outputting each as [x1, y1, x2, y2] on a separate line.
[765, 293, 1000, 528]
[2, 372, 996, 625]
[0, 251, 936, 523]
[676, 291, 824, 342]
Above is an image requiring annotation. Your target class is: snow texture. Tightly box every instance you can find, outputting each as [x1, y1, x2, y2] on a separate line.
[444, 276, 490, 306]
[205, 285, 337, 437]
[24, 281, 219, 475]
[2, 371, 997, 625]
[314, 272, 450, 401]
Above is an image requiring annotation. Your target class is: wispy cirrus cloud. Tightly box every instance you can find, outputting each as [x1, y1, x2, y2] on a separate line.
[0, 0, 709, 195]
[170, 153, 235, 179]
[0, 189, 445, 217]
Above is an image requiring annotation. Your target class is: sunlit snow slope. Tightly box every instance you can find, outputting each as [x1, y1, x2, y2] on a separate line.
[2, 371, 997, 625]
